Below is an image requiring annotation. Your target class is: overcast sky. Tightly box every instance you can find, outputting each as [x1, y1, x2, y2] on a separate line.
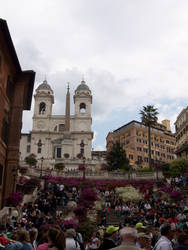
[2, 0, 188, 150]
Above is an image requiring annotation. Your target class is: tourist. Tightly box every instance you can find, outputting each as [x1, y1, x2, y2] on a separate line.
[37, 227, 49, 250]
[65, 228, 80, 250]
[137, 232, 151, 250]
[29, 228, 38, 250]
[88, 232, 101, 250]
[15, 229, 32, 250]
[110, 227, 140, 250]
[176, 232, 188, 250]
[48, 226, 65, 250]
[153, 223, 174, 250]
[98, 226, 119, 250]
[135, 223, 146, 233]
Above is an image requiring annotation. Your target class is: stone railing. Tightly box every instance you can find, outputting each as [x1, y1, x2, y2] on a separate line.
[27, 168, 163, 180]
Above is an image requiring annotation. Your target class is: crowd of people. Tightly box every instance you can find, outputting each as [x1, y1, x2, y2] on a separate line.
[0, 177, 187, 250]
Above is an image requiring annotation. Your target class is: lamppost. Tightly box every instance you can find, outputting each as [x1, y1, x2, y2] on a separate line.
[40, 157, 44, 178]
[80, 140, 86, 181]
[12, 167, 18, 192]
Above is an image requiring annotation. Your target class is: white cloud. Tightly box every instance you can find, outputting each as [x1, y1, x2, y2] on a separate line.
[2, 0, 188, 148]
[95, 145, 105, 151]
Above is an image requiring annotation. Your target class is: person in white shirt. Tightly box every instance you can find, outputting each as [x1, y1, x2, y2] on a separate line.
[144, 203, 151, 210]
[60, 184, 64, 191]
[154, 224, 174, 250]
[65, 228, 80, 250]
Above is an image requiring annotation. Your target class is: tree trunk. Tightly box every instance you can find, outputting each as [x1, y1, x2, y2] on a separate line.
[148, 126, 152, 171]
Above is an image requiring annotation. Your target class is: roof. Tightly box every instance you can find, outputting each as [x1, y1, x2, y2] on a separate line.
[113, 120, 173, 135]
[76, 80, 90, 91]
[0, 19, 35, 110]
[22, 70, 36, 110]
[0, 18, 21, 72]
[37, 80, 52, 90]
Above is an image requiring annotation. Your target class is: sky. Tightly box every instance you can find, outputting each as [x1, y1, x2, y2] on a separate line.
[2, 0, 188, 150]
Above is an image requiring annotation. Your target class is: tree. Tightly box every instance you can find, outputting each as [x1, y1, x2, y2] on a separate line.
[54, 163, 65, 171]
[106, 141, 130, 171]
[161, 162, 171, 177]
[25, 154, 37, 167]
[168, 158, 188, 177]
[140, 105, 159, 171]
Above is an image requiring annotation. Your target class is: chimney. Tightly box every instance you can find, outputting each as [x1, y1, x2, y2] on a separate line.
[162, 120, 171, 131]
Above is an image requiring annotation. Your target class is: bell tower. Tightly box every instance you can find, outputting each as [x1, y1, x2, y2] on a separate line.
[74, 80, 92, 119]
[33, 80, 54, 130]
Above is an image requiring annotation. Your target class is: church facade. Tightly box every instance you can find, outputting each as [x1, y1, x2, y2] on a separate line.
[19, 79, 94, 169]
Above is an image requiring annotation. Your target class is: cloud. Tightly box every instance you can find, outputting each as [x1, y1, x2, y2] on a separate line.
[3, 0, 188, 149]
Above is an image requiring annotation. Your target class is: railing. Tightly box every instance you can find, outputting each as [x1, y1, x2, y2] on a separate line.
[27, 168, 163, 180]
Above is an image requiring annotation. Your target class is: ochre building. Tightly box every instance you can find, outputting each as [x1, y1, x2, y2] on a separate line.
[0, 19, 35, 206]
[106, 120, 175, 168]
[174, 106, 188, 158]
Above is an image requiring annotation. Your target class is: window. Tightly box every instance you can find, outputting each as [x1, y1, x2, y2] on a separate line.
[137, 147, 142, 152]
[144, 157, 148, 162]
[129, 154, 133, 160]
[143, 148, 148, 153]
[80, 103, 86, 113]
[143, 140, 147, 144]
[1, 118, 9, 145]
[38, 147, 41, 154]
[27, 134, 31, 143]
[39, 102, 46, 114]
[59, 124, 65, 132]
[137, 138, 142, 143]
[137, 156, 142, 162]
[37, 139, 42, 154]
[26, 145, 30, 153]
[57, 148, 62, 158]
[156, 151, 160, 156]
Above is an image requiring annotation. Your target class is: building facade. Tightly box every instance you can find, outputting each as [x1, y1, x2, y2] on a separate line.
[19, 80, 95, 169]
[174, 106, 188, 158]
[106, 120, 176, 168]
[0, 19, 35, 205]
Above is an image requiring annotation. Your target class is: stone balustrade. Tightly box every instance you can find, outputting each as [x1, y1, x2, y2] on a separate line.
[27, 168, 163, 180]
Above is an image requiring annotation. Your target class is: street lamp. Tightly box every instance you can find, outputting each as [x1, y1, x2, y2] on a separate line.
[80, 140, 86, 181]
[40, 157, 44, 178]
[12, 167, 18, 192]
[82, 157, 86, 181]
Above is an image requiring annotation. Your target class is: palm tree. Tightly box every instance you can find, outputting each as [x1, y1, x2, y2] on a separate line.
[140, 105, 159, 171]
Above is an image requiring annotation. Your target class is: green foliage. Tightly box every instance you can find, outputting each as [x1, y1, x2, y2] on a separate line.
[137, 167, 154, 172]
[139, 105, 159, 127]
[25, 154, 37, 167]
[106, 141, 130, 171]
[168, 158, 188, 177]
[54, 163, 65, 171]
[140, 105, 159, 171]
[162, 162, 171, 177]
